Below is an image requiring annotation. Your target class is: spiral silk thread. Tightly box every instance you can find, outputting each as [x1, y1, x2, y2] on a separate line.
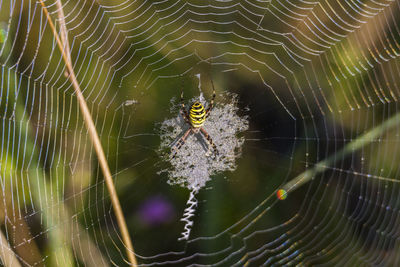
[178, 188, 199, 241]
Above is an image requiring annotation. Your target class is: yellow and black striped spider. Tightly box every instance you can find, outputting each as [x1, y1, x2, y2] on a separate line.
[171, 79, 218, 158]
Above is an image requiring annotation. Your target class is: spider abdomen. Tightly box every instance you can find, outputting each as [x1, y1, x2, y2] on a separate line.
[189, 101, 206, 128]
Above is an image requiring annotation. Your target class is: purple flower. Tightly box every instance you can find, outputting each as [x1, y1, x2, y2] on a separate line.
[138, 195, 175, 226]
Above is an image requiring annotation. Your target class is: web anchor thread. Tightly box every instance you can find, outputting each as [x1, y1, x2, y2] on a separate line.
[178, 187, 199, 241]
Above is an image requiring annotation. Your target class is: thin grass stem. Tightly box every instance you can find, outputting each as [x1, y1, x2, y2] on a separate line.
[38, 1, 137, 265]
[0, 230, 22, 267]
[280, 112, 400, 196]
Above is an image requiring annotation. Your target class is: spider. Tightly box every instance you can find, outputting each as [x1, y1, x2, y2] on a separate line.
[171, 79, 219, 158]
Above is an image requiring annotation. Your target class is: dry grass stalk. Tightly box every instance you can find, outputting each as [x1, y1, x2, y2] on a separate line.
[38, 1, 137, 265]
[0, 230, 22, 267]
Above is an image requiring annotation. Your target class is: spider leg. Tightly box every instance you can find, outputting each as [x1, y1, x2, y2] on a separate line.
[180, 91, 190, 124]
[199, 127, 218, 156]
[205, 76, 216, 118]
[171, 128, 192, 158]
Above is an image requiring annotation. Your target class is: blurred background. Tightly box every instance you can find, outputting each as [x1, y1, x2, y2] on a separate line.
[1, 0, 400, 266]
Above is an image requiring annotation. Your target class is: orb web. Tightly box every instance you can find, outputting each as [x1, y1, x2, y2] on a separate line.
[0, 0, 400, 266]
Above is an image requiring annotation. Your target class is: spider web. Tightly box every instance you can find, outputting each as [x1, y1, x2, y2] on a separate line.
[1, 0, 400, 266]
